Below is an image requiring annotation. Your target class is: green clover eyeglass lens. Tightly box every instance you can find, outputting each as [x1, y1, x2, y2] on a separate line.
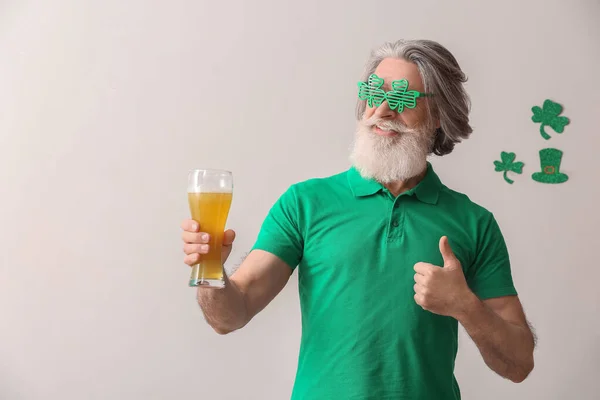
[357, 73, 434, 113]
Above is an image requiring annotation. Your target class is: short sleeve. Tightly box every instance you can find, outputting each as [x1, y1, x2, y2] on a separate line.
[467, 213, 518, 300]
[251, 185, 304, 270]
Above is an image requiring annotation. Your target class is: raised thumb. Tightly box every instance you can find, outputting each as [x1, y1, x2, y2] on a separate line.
[439, 236, 458, 267]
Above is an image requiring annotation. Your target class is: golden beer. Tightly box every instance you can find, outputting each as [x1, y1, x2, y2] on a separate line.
[187, 169, 233, 288]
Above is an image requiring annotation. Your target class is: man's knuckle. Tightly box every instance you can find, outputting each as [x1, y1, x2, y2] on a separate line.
[186, 253, 199, 265]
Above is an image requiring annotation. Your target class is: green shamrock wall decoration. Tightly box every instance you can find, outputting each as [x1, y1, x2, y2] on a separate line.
[494, 151, 524, 184]
[531, 99, 570, 140]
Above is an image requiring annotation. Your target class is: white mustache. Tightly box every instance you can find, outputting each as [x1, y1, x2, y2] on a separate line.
[363, 117, 417, 135]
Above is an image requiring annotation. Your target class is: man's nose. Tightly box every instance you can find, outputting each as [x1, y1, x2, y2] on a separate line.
[373, 100, 396, 119]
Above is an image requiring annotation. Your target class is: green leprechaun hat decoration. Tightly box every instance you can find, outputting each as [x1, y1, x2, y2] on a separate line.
[532, 148, 568, 184]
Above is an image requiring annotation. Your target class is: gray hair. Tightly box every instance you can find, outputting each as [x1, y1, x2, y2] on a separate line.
[355, 39, 472, 156]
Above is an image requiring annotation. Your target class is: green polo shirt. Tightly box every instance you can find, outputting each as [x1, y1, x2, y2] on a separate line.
[251, 162, 517, 400]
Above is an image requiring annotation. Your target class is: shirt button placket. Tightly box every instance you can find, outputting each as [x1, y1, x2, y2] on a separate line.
[388, 198, 403, 241]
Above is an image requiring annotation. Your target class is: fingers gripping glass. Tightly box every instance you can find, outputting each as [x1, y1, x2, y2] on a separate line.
[187, 169, 233, 288]
[357, 73, 434, 113]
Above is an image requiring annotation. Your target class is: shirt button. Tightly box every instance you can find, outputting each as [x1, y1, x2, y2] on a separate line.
[392, 221, 399, 227]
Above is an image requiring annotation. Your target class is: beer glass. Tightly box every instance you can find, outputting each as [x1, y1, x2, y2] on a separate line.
[187, 169, 233, 288]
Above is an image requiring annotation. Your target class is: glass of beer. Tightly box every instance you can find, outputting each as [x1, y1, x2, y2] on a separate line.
[187, 169, 233, 288]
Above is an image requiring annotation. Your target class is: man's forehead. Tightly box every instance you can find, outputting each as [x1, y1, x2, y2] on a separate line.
[374, 59, 423, 88]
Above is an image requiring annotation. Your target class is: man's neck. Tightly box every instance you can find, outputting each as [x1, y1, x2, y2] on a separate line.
[382, 167, 428, 197]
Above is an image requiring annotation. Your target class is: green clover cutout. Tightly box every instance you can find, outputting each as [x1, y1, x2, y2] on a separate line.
[357, 74, 386, 107]
[531, 99, 570, 140]
[494, 151, 524, 184]
[385, 79, 419, 113]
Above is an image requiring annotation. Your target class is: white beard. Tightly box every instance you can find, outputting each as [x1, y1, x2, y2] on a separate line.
[349, 116, 434, 183]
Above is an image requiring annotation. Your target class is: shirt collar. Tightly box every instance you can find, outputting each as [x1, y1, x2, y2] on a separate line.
[347, 166, 385, 197]
[347, 162, 442, 205]
[412, 162, 442, 204]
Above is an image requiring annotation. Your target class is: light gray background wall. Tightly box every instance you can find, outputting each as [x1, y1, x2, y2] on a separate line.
[1, 0, 599, 399]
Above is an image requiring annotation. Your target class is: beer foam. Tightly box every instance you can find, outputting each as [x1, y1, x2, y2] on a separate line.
[187, 169, 233, 193]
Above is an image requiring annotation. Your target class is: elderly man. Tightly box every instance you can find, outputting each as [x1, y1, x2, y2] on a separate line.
[180, 39, 535, 400]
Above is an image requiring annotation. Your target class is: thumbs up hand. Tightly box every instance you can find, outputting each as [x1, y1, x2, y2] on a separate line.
[413, 236, 474, 318]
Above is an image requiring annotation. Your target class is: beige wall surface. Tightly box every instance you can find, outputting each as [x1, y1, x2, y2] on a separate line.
[1, 1, 598, 399]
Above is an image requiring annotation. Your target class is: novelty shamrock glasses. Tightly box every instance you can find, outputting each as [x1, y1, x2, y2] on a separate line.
[357, 73, 434, 113]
